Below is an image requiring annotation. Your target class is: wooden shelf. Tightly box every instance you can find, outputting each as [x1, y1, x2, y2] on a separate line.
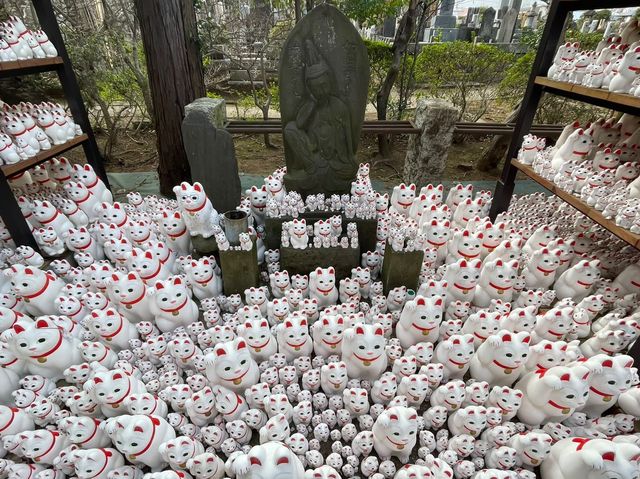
[0, 57, 63, 77]
[512, 160, 640, 249]
[2, 134, 87, 177]
[535, 76, 640, 114]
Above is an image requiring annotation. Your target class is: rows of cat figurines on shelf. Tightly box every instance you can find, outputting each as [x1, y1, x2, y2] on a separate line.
[0, 16, 58, 62]
[281, 217, 359, 250]
[546, 19, 640, 95]
[0, 101, 83, 164]
[1, 161, 640, 479]
[516, 114, 640, 232]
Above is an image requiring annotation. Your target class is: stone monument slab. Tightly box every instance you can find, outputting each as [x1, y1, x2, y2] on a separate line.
[404, 98, 458, 186]
[182, 98, 241, 212]
[279, 4, 370, 196]
[497, 7, 519, 43]
[479, 7, 496, 42]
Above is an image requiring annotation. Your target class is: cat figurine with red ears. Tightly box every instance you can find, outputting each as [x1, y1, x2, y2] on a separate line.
[395, 295, 444, 349]
[160, 211, 192, 255]
[390, 183, 417, 216]
[276, 314, 313, 362]
[514, 365, 590, 426]
[474, 259, 519, 308]
[541, 437, 640, 479]
[469, 330, 531, 387]
[4, 318, 81, 380]
[173, 182, 220, 238]
[184, 257, 222, 299]
[434, 333, 475, 380]
[148, 276, 199, 333]
[84, 367, 148, 417]
[127, 249, 171, 285]
[70, 448, 125, 479]
[231, 441, 305, 478]
[7, 265, 65, 316]
[342, 323, 388, 381]
[312, 314, 345, 357]
[110, 414, 176, 470]
[86, 308, 139, 351]
[309, 267, 338, 308]
[107, 271, 154, 323]
[236, 318, 277, 363]
[580, 354, 635, 418]
[372, 405, 419, 463]
[18, 429, 68, 465]
[71, 163, 112, 202]
[204, 338, 260, 392]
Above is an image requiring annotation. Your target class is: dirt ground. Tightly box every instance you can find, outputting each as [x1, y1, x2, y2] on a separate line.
[77, 129, 500, 188]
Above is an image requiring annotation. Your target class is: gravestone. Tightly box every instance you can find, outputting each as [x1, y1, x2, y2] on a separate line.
[465, 7, 478, 26]
[424, 0, 459, 42]
[404, 99, 458, 186]
[383, 16, 396, 37]
[279, 4, 370, 196]
[497, 7, 518, 43]
[524, 10, 537, 30]
[182, 98, 241, 213]
[479, 7, 496, 42]
[498, 0, 509, 19]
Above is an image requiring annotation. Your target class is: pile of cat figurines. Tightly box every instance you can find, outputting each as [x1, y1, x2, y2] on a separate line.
[546, 18, 640, 95]
[0, 156, 639, 479]
[517, 113, 640, 234]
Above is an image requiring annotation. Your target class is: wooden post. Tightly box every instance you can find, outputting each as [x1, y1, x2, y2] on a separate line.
[32, 0, 110, 190]
[134, 0, 205, 196]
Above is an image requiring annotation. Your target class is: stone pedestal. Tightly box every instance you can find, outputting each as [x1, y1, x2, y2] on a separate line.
[381, 246, 423, 295]
[182, 98, 241, 212]
[192, 235, 219, 256]
[403, 99, 458, 187]
[219, 242, 260, 295]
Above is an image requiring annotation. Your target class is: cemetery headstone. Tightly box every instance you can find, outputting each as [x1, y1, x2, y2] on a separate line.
[479, 7, 496, 42]
[497, 7, 519, 43]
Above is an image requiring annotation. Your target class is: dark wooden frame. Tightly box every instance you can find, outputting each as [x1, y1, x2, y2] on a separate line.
[0, 0, 109, 249]
[490, 0, 640, 218]
[489, 0, 640, 361]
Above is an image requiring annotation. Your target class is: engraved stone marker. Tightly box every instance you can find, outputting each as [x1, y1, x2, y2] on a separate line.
[279, 4, 370, 196]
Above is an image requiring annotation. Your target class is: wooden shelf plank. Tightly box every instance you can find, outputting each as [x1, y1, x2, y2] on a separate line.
[535, 76, 640, 112]
[0, 57, 63, 77]
[2, 134, 88, 177]
[512, 159, 640, 249]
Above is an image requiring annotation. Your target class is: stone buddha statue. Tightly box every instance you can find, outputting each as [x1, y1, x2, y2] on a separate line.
[283, 39, 358, 194]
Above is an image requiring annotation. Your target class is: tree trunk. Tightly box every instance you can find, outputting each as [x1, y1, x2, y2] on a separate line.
[477, 105, 520, 172]
[133, 0, 205, 196]
[294, 0, 301, 22]
[375, 0, 420, 158]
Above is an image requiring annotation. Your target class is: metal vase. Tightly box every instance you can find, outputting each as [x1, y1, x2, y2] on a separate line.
[222, 210, 249, 246]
